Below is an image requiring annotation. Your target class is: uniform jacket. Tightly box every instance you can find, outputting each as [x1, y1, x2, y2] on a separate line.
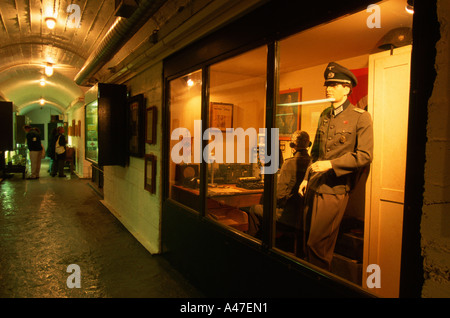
[276, 149, 311, 226]
[308, 99, 373, 194]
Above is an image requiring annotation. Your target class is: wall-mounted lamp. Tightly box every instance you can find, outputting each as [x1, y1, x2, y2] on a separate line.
[39, 98, 45, 106]
[405, 0, 414, 14]
[45, 17, 57, 29]
[44, 63, 54, 77]
[40, 78, 46, 86]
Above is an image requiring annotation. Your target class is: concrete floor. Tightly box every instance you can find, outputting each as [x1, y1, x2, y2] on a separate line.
[0, 159, 204, 298]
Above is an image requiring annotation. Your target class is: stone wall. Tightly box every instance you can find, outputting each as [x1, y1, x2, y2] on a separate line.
[421, 0, 450, 297]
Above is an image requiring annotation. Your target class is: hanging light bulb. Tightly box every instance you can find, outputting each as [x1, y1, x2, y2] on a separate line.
[45, 17, 57, 29]
[44, 63, 53, 77]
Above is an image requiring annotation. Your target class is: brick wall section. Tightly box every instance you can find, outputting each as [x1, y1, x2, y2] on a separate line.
[421, 0, 450, 297]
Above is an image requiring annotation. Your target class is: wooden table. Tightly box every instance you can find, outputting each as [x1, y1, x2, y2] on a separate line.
[171, 184, 263, 231]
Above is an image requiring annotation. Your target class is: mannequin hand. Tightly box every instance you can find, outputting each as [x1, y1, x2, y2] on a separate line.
[299, 180, 308, 196]
[311, 160, 332, 173]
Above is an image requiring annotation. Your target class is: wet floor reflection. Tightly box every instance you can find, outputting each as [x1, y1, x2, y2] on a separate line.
[0, 163, 203, 298]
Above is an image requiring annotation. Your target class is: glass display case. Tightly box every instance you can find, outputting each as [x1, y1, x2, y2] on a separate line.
[84, 83, 127, 167]
[85, 100, 99, 163]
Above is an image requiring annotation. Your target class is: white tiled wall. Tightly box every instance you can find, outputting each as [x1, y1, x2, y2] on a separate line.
[102, 63, 162, 254]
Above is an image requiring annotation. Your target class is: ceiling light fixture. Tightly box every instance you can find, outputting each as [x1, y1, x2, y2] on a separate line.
[45, 17, 57, 29]
[405, 0, 414, 14]
[39, 98, 45, 106]
[44, 63, 54, 77]
[40, 78, 46, 86]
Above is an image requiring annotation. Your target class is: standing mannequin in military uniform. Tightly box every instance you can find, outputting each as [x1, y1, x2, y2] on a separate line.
[299, 62, 373, 271]
[248, 130, 311, 240]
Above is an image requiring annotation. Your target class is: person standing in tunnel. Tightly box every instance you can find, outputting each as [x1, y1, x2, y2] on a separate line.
[48, 127, 57, 177]
[23, 125, 43, 179]
[54, 126, 67, 178]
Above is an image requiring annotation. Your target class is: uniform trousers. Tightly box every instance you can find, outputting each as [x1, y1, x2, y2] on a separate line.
[29, 150, 42, 178]
[304, 191, 348, 271]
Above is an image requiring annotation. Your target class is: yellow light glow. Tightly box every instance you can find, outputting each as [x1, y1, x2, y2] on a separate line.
[44, 63, 53, 76]
[187, 79, 194, 87]
[40, 98, 45, 105]
[45, 17, 57, 29]
[405, 5, 414, 14]
[40, 79, 46, 86]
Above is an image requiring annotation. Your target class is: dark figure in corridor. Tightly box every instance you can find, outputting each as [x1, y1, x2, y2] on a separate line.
[52, 126, 67, 178]
[48, 127, 57, 176]
[23, 125, 43, 179]
[248, 130, 311, 240]
[299, 62, 373, 271]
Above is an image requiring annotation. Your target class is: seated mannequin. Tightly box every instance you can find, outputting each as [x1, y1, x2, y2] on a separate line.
[247, 130, 312, 240]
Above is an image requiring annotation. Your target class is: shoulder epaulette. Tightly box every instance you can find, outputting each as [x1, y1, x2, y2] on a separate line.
[353, 107, 365, 113]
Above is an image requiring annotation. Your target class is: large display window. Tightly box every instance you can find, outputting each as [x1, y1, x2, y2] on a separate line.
[168, 70, 203, 212]
[273, 0, 412, 297]
[164, 0, 416, 298]
[207, 47, 267, 235]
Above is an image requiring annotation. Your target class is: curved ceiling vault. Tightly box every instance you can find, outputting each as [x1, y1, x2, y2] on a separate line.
[0, 65, 83, 114]
[0, 0, 122, 115]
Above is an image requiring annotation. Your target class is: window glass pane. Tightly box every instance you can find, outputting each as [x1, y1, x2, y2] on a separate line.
[276, 0, 413, 295]
[85, 100, 98, 163]
[168, 70, 202, 212]
[208, 46, 268, 237]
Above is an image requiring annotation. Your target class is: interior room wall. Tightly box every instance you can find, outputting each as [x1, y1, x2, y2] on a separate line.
[279, 54, 369, 146]
[210, 71, 266, 166]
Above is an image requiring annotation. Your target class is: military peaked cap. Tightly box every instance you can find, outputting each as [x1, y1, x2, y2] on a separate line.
[324, 62, 358, 87]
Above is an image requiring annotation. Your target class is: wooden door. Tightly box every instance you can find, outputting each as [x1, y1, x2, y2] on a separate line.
[363, 45, 412, 298]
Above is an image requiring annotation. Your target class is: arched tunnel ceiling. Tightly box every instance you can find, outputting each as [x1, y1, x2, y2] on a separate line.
[0, 0, 120, 115]
[0, 65, 83, 114]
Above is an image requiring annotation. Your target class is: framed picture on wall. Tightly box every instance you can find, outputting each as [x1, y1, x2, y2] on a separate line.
[144, 154, 156, 194]
[69, 119, 75, 136]
[145, 106, 157, 144]
[128, 94, 145, 157]
[75, 120, 79, 137]
[77, 120, 82, 137]
[210, 102, 233, 131]
[276, 88, 302, 140]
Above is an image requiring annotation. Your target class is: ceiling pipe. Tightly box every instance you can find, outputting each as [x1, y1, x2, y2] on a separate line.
[74, 0, 167, 86]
